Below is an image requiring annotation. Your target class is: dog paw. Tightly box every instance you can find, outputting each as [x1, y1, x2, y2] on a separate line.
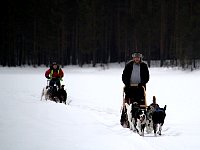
[157, 131, 161, 135]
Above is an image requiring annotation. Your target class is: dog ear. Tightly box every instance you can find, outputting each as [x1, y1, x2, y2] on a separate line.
[130, 103, 132, 107]
[124, 103, 129, 109]
[164, 105, 167, 111]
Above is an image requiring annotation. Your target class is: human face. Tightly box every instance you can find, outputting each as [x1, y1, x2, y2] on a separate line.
[133, 56, 141, 64]
[53, 64, 57, 69]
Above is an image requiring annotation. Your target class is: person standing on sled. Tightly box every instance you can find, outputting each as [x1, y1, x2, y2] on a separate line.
[122, 52, 149, 105]
[45, 62, 64, 88]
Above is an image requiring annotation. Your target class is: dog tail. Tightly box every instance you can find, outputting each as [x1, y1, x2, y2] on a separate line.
[41, 88, 44, 101]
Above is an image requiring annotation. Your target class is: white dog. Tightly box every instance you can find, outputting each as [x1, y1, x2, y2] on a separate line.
[125, 102, 147, 136]
[41, 86, 50, 101]
[125, 103, 136, 131]
[136, 110, 146, 136]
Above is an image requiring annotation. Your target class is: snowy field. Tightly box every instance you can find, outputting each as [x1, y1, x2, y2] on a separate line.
[0, 63, 200, 150]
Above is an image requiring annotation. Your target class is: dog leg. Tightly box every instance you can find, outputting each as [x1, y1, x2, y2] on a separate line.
[125, 103, 134, 131]
[157, 124, 163, 135]
[46, 89, 51, 100]
[146, 120, 153, 134]
[129, 119, 134, 131]
[146, 120, 150, 134]
[153, 123, 158, 136]
[132, 118, 137, 132]
[141, 124, 145, 136]
[136, 119, 142, 136]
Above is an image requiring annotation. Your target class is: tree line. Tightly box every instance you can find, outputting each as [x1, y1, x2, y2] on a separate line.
[1, 0, 200, 69]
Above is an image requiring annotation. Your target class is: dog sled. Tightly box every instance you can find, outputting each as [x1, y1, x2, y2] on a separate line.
[41, 80, 67, 104]
[120, 85, 167, 136]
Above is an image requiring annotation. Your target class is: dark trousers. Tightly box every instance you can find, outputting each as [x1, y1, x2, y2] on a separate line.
[124, 86, 145, 105]
[49, 78, 61, 88]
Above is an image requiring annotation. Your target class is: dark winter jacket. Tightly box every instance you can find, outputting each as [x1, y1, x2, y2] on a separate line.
[122, 60, 149, 87]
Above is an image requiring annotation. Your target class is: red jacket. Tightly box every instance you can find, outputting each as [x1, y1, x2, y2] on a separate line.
[45, 68, 64, 79]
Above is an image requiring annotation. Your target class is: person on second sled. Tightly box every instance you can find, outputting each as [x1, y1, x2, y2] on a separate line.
[122, 52, 149, 106]
[45, 62, 64, 88]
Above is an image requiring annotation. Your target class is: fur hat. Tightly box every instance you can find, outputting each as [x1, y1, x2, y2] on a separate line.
[52, 62, 57, 65]
[132, 52, 143, 58]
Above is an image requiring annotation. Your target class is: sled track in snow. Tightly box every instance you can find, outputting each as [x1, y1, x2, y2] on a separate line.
[70, 102, 120, 128]
[70, 102, 180, 137]
[71, 102, 181, 138]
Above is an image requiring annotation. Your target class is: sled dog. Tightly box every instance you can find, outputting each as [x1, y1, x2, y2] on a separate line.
[41, 86, 50, 100]
[152, 105, 167, 136]
[125, 102, 147, 136]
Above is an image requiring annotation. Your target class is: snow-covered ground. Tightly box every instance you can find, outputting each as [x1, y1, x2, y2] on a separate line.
[0, 63, 200, 150]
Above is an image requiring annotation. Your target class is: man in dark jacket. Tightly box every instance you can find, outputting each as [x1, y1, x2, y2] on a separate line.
[122, 52, 149, 105]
